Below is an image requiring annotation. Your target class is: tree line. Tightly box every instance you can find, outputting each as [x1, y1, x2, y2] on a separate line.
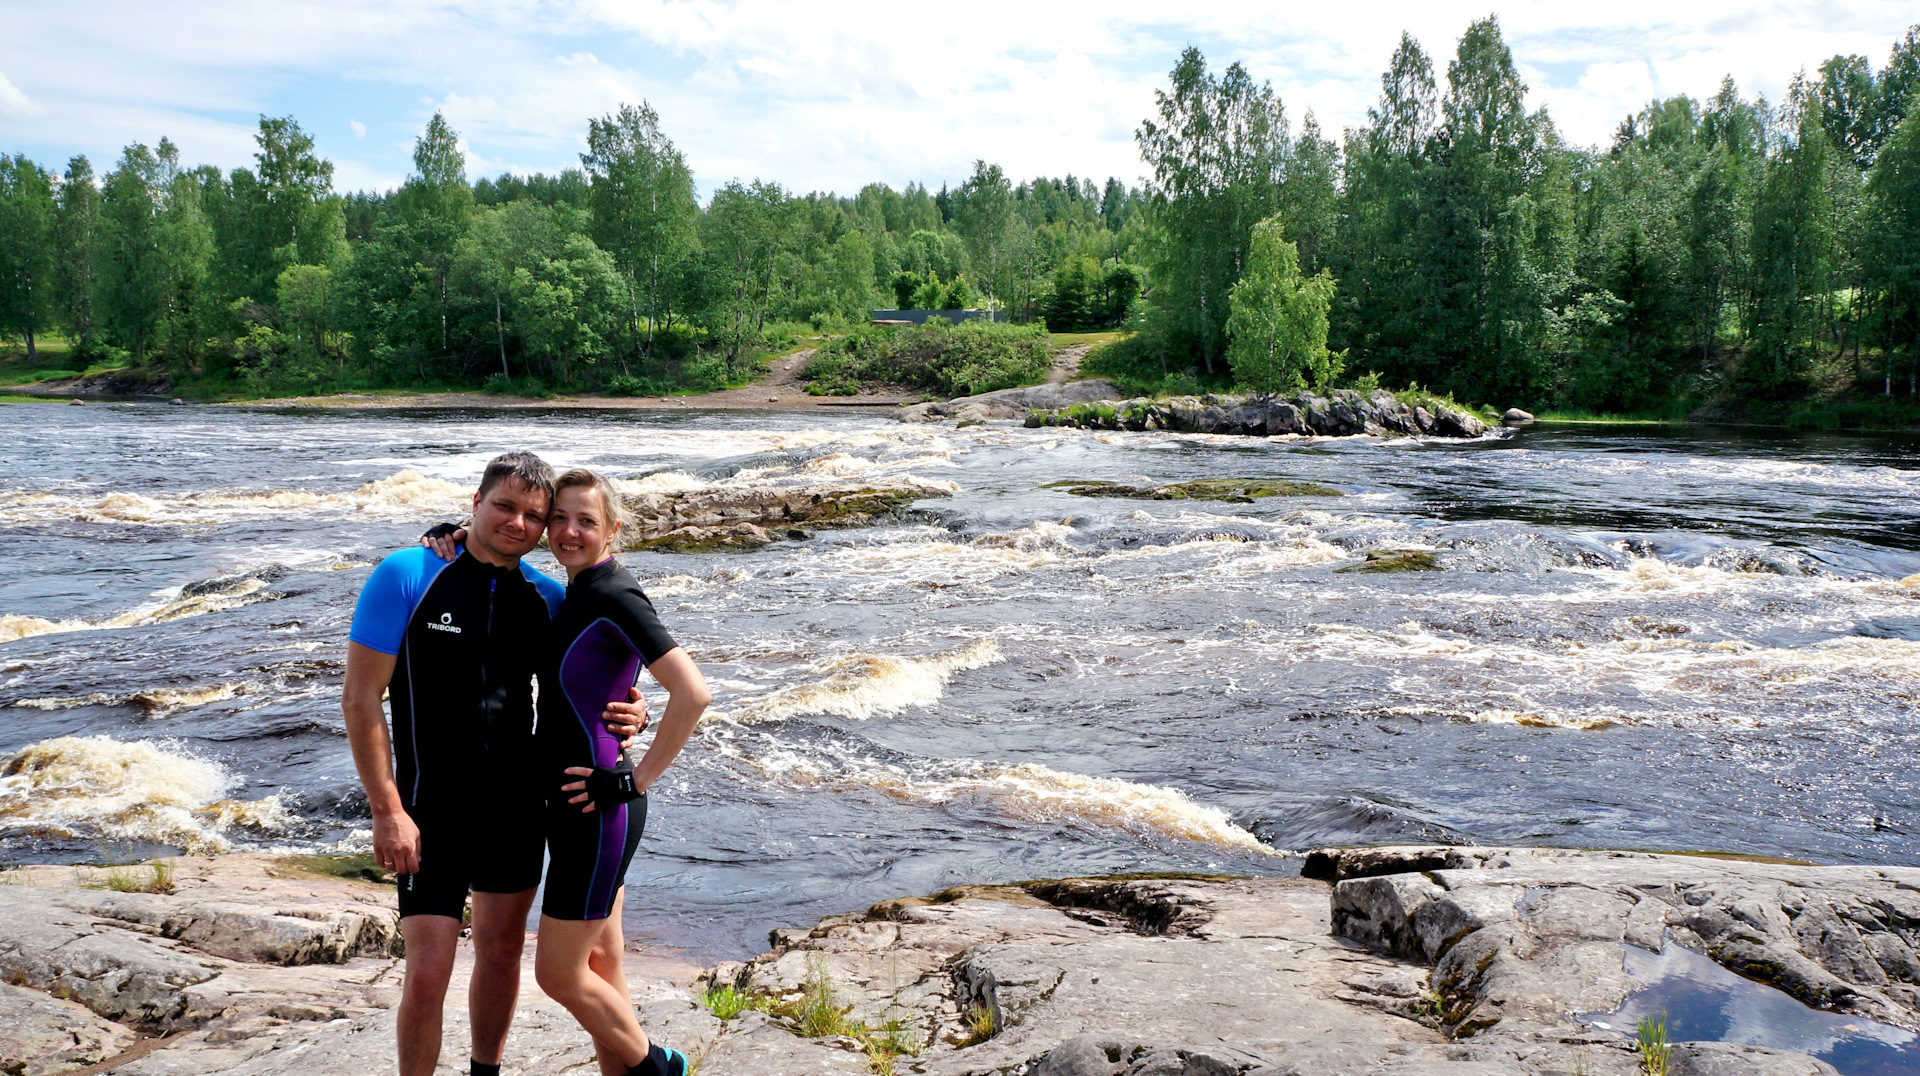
[0, 105, 1147, 394]
[1, 17, 1917, 417]
[1119, 18, 1920, 418]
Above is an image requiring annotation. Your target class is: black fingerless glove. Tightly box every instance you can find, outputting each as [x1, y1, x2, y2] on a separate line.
[422, 521, 462, 541]
[584, 755, 643, 809]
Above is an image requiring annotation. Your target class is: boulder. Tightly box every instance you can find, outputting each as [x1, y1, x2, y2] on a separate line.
[620, 482, 949, 554]
[898, 379, 1123, 423]
[1502, 408, 1536, 425]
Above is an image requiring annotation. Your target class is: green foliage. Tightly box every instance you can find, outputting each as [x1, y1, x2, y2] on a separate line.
[0, 155, 57, 358]
[14, 20, 1920, 418]
[962, 1004, 997, 1045]
[698, 984, 776, 1020]
[1226, 214, 1340, 392]
[1636, 1013, 1671, 1076]
[81, 859, 174, 894]
[1080, 332, 1228, 398]
[1135, 48, 1296, 375]
[803, 319, 1048, 397]
[482, 372, 554, 398]
[1043, 256, 1140, 330]
[581, 101, 698, 360]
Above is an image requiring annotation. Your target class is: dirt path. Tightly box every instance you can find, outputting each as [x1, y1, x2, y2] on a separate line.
[1046, 342, 1094, 384]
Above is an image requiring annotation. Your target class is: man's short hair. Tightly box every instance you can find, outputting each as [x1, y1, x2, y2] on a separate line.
[476, 451, 557, 502]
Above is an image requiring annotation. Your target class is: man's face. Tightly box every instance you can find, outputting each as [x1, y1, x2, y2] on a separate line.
[467, 480, 550, 562]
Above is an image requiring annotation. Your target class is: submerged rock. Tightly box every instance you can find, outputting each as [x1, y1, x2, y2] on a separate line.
[1041, 478, 1343, 502]
[1335, 548, 1441, 573]
[1026, 388, 1493, 440]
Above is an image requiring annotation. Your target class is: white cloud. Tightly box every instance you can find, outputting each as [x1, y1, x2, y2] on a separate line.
[0, 1, 1915, 194]
[0, 71, 44, 119]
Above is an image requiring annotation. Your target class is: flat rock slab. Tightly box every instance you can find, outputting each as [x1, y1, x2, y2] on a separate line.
[1314, 846, 1920, 1038]
[2, 852, 1889, 1075]
[0, 982, 139, 1076]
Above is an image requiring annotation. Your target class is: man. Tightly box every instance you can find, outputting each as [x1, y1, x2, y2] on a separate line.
[342, 451, 645, 1076]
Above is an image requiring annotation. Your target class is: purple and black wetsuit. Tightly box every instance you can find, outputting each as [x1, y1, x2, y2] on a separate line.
[537, 557, 679, 921]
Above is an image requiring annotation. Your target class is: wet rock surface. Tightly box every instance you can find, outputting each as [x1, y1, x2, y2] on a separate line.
[1025, 388, 1492, 440]
[897, 379, 1124, 424]
[1335, 549, 1441, 573]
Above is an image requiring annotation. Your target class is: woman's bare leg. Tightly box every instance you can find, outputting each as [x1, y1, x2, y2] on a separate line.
[588, 890, 633, 1076]
[535, 910, 650, 1071]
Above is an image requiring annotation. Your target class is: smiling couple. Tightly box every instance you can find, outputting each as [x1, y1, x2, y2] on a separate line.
[342, 452, 710, 1076]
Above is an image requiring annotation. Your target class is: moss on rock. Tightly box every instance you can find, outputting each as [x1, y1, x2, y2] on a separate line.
[1042, 478, 1342, 502]
[1335, 549, 1440, 573]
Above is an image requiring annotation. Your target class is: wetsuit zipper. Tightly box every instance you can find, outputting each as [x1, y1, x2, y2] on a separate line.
[481, 577, 496, 753]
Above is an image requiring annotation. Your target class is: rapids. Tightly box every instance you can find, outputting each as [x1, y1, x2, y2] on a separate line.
[1, 402, 1917, 960]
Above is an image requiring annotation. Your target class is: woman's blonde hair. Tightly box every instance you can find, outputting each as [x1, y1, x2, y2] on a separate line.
[552, 468, 628, 555]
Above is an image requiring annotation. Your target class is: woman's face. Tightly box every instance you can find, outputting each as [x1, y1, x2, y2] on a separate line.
[548, 485, 620, 573]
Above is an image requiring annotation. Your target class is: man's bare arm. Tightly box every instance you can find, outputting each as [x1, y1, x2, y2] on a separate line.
[341, 641, 420, 875]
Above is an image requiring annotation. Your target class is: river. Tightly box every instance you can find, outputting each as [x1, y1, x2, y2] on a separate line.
[1, 402, 1917, 962]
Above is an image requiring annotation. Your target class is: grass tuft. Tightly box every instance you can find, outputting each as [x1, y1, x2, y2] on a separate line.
[959, 1003, 997, 1046]
[87, 859, 174, 894]
[790, 953, 854, 1038]
[1637, 1012, 1671, 1076]
[699, 983, 775, 1020]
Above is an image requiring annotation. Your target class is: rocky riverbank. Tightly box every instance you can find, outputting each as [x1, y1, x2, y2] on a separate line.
[1024, 388, 1496, 440]
[10, 846, 1911, 1075]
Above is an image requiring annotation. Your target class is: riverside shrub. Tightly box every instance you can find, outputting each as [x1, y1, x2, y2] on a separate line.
[802, 320, 1048, 397]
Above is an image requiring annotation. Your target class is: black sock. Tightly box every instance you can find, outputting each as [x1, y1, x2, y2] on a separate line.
[470, 1061, 501, 1076]
[623, 1044, 680, 1076]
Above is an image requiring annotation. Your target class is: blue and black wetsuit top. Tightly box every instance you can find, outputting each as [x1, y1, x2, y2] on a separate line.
[536, 557, 678, 921]
[349, 546, 565, 814]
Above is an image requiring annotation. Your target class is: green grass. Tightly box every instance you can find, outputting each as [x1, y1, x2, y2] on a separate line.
[960, 1003, 996, 1046]
[1048, 330, 1125, 350]
[1534, 401, 1697, 424]
[1637, 1013, 1671, 1075]
[80, 859, 174, 894]
[803, 320, 1050, 398]
[791, 954, 852, 1037]
[699, 984, 776, 1020]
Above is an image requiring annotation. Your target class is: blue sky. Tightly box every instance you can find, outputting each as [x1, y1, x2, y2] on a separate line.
[1, 1, 1915, 199]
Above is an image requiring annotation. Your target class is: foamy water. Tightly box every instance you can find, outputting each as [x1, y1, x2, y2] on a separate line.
[1, 404, 1918, 960]
[0, 736, 294, 854]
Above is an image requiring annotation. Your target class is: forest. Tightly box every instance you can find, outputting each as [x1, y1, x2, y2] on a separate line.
[0, 16, 1917, 424]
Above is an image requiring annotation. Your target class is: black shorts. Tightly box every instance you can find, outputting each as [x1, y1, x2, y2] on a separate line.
[541, 794, 646, 921]
[396, 803, 545, 920]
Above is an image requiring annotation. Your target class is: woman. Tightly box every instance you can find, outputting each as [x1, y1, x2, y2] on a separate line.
[518, 468, 711, 1076]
